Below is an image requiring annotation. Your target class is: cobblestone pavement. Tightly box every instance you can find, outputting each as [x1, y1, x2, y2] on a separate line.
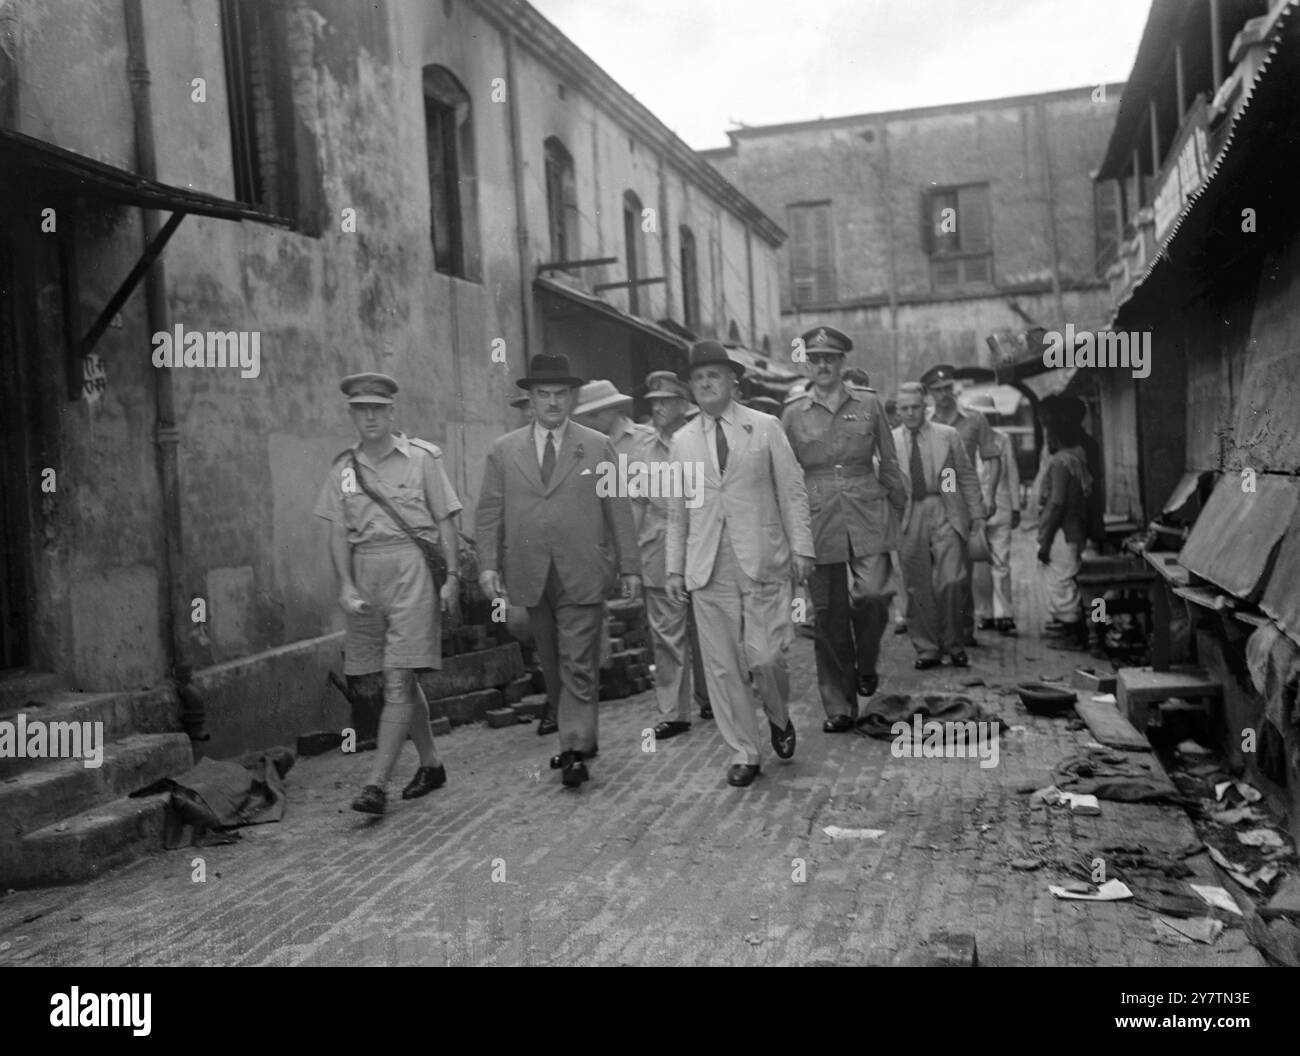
[0, 537, 1265, 966]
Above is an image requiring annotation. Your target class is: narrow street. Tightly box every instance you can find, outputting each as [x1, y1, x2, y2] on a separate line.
[0, 535, 1263, 967]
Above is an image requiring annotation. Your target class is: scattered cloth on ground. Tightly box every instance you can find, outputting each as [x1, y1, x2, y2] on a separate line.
[1154, 916, 1223, 945]
[1216, 780, 1261, 803]
[855, 693, 1008, 739]
[133, 747, 295, 836]
[1246, 622, 1300, 735]
[1049, 879, 1132, 901]
[1190, 883, 1244, 916]
[1050, 745, 1186, 805]
[1245, 909, 1300, 967]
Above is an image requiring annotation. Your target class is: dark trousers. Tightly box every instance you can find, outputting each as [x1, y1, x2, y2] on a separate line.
[808, 550, 892, 720]
[528, 565, 604, 753]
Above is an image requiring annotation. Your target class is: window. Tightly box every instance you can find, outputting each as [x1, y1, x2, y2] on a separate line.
[623, 191, 645, 314]
[544, 137, 579, 265]
[423, 65, 481, 280]
[788, 201, 835, 305]
[1094, 180, 1121, 274]
[220, 0, 322, 230]
[679, 225, 700, 330]
[923, 183, 992, 291]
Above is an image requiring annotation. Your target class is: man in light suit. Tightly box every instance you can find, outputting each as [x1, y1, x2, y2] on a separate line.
[892, 382, 986, 669]
[476, 354, 642, 788]
[666, 341, 815, 788]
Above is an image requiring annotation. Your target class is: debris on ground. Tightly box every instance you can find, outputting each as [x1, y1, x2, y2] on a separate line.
[1049, 879, 1133, 901]
[822, 826, 885, 840]
[1154, 916, 1223, 945]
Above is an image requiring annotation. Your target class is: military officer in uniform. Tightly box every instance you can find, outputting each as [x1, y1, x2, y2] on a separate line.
[315, 373, 463, 815]
[783, 327, 907, 732]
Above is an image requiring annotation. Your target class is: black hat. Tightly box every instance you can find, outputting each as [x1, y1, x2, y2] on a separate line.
[680, 339, 745, 381]
[920, 363, 958, 389]
[516, 353, 585, 391]
[801, 326, 853, 355]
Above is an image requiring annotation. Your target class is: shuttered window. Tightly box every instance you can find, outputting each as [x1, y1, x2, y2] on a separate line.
[788, 201, 835, 305]
[1094, 179, 1121, 274]
[925, 183, 992, 292]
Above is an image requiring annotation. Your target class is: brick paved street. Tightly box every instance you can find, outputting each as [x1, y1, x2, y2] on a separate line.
[0, 538, 1265, 966]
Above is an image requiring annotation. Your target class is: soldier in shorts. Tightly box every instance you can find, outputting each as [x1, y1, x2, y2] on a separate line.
[315, 373, 463, 815]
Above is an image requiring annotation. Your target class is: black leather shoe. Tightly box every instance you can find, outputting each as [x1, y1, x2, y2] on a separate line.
[550, 746, 597, 768]
[977, 617, 997, 631]
[914, 656, 941, 670]
[822, 715, 854, 733]
[949, 650, 970, 668]
[560, 751, 589, 788]
[698, 702, 713, 720]
[996, 618, 1018, 637]
[351, 784, 386, 815]
[401, 764, 446, 800]
[727, 763, 761, 787]
[654, 720, 691, 740]
[857, 672, 879, 697]
[894, 621, 908, 635]
[770, 720, 796, 759]
[537, 716, 558, 736]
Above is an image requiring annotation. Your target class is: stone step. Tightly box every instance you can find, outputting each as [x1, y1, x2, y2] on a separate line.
[0, 732, 192, 841]
[0, 686, 179, 777]
[10, 792, 172, 888]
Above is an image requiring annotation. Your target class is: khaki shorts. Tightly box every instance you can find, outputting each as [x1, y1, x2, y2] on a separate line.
[344, 539, 440, 675]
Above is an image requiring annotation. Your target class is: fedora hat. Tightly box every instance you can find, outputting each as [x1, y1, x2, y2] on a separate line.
[679, 339, 744, 381]
[573, 379, 633, 417]
[516, 353, 584, 390]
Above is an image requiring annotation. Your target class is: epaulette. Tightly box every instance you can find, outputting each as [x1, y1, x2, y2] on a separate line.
[408, 436, 444, 458]
[784, 389, 812, 406]
[845, 382, 878, 394]
[332, 447, 355, 465]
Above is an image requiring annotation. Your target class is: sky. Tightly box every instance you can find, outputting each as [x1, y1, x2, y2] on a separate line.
[530, 0, 1151, 150]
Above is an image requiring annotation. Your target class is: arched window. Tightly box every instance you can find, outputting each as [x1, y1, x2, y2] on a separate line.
[423, 65, 480, 280]
[679, 225, 700, 331]
[623, 190, 645, 314]
[544, 137, 579, 265]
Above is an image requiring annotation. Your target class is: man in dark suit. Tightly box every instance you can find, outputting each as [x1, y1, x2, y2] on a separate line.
[475, 354, 641, 788]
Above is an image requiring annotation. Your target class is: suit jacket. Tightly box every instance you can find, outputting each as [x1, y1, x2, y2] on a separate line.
[666, 401, 814, 591]
[475, 420, 640, 608]
[892, 420, 986, 539]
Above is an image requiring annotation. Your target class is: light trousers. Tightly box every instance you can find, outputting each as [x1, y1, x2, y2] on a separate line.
[644, 587, 694, 723]
[900, 496, 967, 659]
[973, 512, 1014, 620]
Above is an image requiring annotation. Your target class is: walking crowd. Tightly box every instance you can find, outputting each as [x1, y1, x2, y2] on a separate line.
[314, 328, 1103, 811]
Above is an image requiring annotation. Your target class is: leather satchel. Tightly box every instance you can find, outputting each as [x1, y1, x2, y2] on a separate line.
[349, 452, 448, 591]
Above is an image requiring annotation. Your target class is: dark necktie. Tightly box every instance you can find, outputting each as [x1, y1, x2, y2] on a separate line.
[909, 428, 927, 501]
[541, 431, 556, 486]
[714, 417, 729, 476]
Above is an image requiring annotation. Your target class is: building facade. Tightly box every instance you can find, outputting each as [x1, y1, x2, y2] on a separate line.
[701, 86, 1122, 392]
[0, 0, 783, 756]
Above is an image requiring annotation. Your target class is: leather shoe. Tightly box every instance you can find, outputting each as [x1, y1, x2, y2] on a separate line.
[894, 621, 908, 635]
[727, 763, 760, 787]
[996, 618, 1018, 637]
[949, 650, 970, 668]
[550, 746, 597, 768]
[560, 750, 589, 788]
[536, 716, 558, 736]
[857, 672, 879, 697]
[977, 617, 997, 631]
[770, 719, 796, 759]
[914, 656, 941, 670]
[351, 784, 386, 815]
[822, 714, 854, 733]
[654, 720, 691, 740]
[698, 703, 713, 720]
[401, 764, 446, 800]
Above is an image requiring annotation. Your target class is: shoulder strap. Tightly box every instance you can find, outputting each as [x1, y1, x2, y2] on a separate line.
[350, 451, 427, 546]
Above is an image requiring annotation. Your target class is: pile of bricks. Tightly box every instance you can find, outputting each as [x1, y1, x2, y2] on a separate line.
[599, 599, 654, 701]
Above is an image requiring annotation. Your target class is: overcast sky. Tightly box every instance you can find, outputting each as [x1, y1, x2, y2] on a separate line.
[531, 0, 1151, 150]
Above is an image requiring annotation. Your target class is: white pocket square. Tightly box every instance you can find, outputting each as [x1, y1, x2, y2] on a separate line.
[580, 467, 593, 475]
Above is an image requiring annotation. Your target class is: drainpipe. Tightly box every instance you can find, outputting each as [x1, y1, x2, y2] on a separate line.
[124, 0, 205, 738]
[504, 31, 533, 360]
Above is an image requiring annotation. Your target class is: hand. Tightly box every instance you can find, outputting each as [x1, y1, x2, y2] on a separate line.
[1011, 510, 1021, 530]
[621, 574, 642, 601]
[666, 573, 687, 605]
[440, 576, 460, 621]
[793, 555, 815, 585]
[478, 570, 506, 601]
[339, 585, 371, 616]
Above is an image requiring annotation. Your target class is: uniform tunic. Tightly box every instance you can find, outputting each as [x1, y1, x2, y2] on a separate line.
[314, 433, 462, 674]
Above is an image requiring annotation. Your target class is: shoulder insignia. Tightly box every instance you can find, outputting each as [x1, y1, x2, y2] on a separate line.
[408, 437, 444, 458]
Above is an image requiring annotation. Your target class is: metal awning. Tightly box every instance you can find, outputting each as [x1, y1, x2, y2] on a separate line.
[533, 275, 688, 352]
[0, 126, 292, 226]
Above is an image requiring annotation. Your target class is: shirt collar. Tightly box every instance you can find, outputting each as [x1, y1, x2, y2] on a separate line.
[809, 384, 853, 414]
[706, 400, 736, 426]
[354, 432, 406, 466]
[534, 419, 568, 445]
